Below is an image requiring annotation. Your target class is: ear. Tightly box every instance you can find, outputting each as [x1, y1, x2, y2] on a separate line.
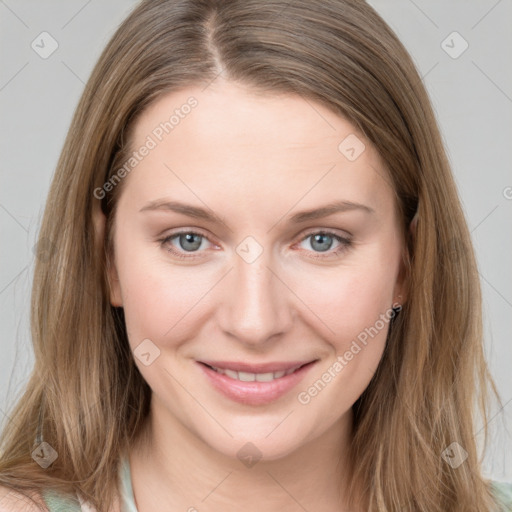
[92, 204, 123, 307]
[393, 210, 418, 307]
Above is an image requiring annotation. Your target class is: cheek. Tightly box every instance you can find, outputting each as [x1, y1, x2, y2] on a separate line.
[115, 246, 218, 348]
[288, 259, 397, 344]
[291, 298, 392, 423]
[287, 256, 398, 406]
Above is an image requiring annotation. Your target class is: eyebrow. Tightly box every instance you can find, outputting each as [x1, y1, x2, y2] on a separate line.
[139, 199, 375, 224]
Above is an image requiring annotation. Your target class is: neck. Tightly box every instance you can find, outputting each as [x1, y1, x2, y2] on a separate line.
[128, 397, 361, 512]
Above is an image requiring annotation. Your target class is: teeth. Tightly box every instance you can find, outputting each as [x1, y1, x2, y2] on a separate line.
[238, 371, 256, 382]
[209, 365, 303, 382]
[256, 372, 274, 382]
[224, 369, 238, 379]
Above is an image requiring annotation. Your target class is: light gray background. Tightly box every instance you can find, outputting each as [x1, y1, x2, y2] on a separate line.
[1, 0, 511, 480]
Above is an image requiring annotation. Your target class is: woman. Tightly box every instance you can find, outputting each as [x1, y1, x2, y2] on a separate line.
[0, 1, 510, 511]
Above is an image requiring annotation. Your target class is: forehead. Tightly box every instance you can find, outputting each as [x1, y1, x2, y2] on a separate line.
[133, 80, 367, 160]
[121, 80, 394, 218]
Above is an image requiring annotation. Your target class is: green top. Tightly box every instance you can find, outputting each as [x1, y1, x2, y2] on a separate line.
[41, 455, 136, 511]
[41, 460, 512, 511]
[491, 480, 512, 511]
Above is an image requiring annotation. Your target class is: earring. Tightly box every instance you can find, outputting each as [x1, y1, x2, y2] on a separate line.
[391, 295, 403, 318]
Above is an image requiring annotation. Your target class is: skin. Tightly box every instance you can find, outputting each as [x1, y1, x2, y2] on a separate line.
[101, 79, 408, 512]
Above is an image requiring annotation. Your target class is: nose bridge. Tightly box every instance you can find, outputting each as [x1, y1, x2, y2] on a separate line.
[220, 239, 291, 345]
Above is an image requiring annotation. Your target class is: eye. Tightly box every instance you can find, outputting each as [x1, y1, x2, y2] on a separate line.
[158, 229, 353, 260]
[296, 230, 352, 259]
[159, 230, 214, 259]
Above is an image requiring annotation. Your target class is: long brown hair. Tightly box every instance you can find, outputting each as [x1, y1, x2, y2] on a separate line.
[0, 1, 503, 510]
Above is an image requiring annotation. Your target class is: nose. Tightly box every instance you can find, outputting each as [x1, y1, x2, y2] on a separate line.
[218, 246, 294, 348]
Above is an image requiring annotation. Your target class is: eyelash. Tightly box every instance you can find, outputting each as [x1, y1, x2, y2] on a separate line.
[158, 229, 353, 261]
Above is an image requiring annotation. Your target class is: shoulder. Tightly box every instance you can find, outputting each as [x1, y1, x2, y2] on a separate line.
[489, 480, 512, 511]
[0, 484, 46, 511]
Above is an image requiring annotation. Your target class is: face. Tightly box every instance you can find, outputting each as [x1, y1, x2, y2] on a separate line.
[106, 79, 407, 461]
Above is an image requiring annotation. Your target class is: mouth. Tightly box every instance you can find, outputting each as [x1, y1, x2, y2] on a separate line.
[196, 359, 318, 405]
[199, 361, 312, 382]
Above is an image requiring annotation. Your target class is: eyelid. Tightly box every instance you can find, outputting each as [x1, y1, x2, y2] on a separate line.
[298, 226, 353, 240]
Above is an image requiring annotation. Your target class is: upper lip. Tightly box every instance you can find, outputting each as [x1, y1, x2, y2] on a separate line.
[199, 360, 316, 373]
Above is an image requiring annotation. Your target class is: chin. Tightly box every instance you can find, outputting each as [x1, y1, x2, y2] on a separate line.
[198, 423, 310, 465]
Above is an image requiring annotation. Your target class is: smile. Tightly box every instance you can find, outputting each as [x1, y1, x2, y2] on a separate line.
[197, 360, 318, 405]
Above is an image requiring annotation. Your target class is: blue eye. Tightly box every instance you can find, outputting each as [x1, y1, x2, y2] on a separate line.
[158, 229, 352, 260]
[160, 230, 211, 259]
[297, 231, 352, 259]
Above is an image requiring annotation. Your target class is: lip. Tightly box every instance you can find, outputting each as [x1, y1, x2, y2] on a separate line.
[196, 360, 317, 406]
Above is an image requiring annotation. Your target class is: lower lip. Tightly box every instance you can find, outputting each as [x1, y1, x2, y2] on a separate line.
[197, 361, 317, 406]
